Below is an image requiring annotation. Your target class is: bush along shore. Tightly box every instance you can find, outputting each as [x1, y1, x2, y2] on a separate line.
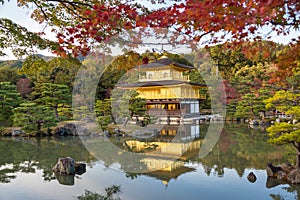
[0, 121, 94, 137]
[0, 121, 129, 137]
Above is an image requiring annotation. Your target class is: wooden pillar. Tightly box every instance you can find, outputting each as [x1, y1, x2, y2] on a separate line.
[167, 116, 170, 125]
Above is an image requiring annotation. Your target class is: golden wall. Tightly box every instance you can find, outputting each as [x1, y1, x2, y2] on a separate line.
[137, 85, 206, 99]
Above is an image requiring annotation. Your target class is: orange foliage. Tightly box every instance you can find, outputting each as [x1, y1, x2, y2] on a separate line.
[51, 0, 299, 56]
[269, 40, 300, 85]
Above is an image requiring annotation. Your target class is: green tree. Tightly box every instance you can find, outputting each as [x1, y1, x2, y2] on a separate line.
[265, 90, 300, 167]
[57, 104, 73, 121]
[209, 45, 253, 78]
[129, 91, 147, 120]
[0, 67, 21, 84]
[264, 90, 299, 115]
[235, 89, 270, 120]
[47, 56, 81, 88]
[19, 55, 81, 89]
[33, 83, 72, 120]
[12, 102, 57, 135]
[97, 51, 141, 99]
[95, 99, 114, 127]
[232, 63, 276, 96]
[286, 64, 300, 92]
[95, 99, 112, 117]
[0, 82, 22, 121]
[18, 55, 48, 83]
[112, 90, 146, 126]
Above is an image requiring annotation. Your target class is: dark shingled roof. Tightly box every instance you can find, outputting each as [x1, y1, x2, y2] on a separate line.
[118, 80, 206, 88]
[138, 58, 194, 70]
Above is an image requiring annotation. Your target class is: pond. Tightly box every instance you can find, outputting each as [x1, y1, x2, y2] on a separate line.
[0, 123, 298, 200]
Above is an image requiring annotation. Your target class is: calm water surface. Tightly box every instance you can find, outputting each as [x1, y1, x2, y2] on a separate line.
[0, 124, 298, 200]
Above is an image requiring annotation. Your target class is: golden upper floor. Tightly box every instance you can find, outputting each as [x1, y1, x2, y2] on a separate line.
[137, 57, 193, 82]
[139, 68, 190, 82]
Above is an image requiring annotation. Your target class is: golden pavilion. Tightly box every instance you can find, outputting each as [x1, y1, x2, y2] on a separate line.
[120, 56, 206, 123]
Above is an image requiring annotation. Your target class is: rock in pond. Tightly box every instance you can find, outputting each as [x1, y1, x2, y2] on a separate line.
[52, 157, 86, 175]
[266, 161, 300, 184]
[266, 163, 282, 178]
[247, 172, 257, 183]
[53, 157, 75, 175]
[75, 162, 86, 175]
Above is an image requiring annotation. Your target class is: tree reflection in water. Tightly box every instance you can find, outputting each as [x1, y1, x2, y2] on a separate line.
[0, 124, 298, 198]
[0, 137, 94, 183]
[267, 177, 299, 200]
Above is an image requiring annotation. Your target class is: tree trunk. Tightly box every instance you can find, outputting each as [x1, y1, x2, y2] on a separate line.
[287, 150, 300, 184]
[54, 105, 59, 120]
[36, 122, 42, 136]
[251, 108, 256, 119]
[296, 152, 300, 169]
[110, 114, 117, 125]
[292, 141, 300, 168]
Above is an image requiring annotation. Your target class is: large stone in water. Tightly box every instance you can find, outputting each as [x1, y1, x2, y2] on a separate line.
[247, 172, 257, 183]
[52, 157, 75, 175]
[266, 163, 282, 178]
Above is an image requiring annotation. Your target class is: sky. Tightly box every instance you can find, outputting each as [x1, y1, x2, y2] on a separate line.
[0, 0, 299, 60]
[0, 0, 39, 31]
[0, 0, 56, 60]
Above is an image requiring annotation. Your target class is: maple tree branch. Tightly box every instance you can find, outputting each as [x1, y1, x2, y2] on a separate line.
[29, 0, 92, 23]
[60, 1, 84, 10]
[173, 26, 214, 42]
[173, 27, 189, 37]
[46, 0, 93, 8]
[292, 141, 300, 150]
[59, 2, 89, 20]
[198, 30, 213, 39]
[115, 36, 181, 46]
[270, 20, 299, 27]
[32, 0, 50, 22]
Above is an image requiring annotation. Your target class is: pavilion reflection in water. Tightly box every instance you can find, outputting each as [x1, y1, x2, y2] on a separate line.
[124, 124, 202, 187]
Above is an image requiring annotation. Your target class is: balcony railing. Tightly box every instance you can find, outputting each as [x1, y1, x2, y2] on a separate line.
[147, 109, 183, 117]
[139, 75, 189, 82]
[140, 93, 206, 99]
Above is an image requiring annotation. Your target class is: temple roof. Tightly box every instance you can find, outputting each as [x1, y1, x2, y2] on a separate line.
[138, 58, 194, 70]
[118, 80, 206, 87]
[143, 166, 196, 183]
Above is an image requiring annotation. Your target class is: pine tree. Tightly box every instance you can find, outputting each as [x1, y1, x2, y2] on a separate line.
[0, 82, 22, 121]
[12, 102, 57, 135]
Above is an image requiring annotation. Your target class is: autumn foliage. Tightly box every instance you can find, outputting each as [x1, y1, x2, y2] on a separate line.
[41, 0, 300, 56]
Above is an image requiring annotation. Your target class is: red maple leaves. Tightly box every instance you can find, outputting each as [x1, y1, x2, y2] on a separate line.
[51, 0, 299, 57]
